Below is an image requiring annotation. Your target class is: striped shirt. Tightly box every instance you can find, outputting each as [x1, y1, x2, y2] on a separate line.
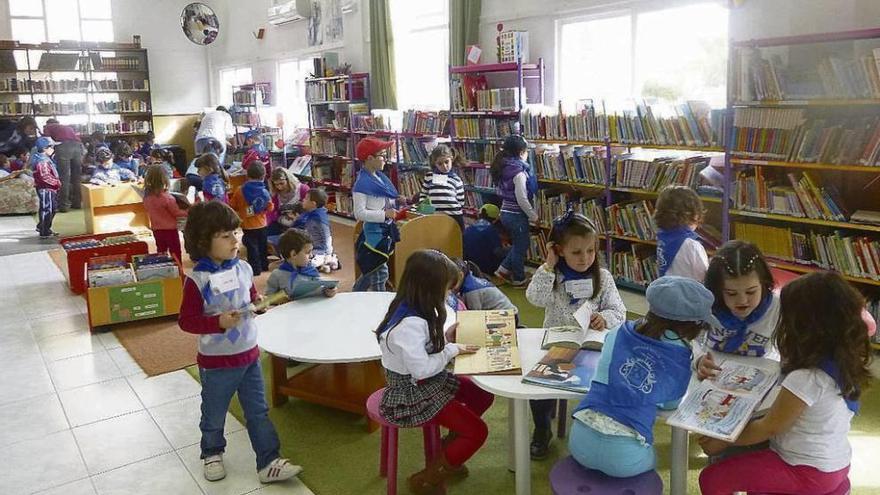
[420, 171, 465, 216]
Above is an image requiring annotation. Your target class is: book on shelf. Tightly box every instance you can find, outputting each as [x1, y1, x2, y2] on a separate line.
[400, 138, 432, 165]
[535, 190, 607, 232]
[87, 255, 136, 288]
[306, 77, 366, 102]
[667, 358, 779, 442]
[99, 56, 141, 71]
[332, 191, 353, 215]
[402, 110, 449, 135]
[733, 168, 848, 222]
[396, 170, 424, 199]
[461, 168, 493, 189]
[613, 153, 711, 191]
[95, 100, 150, 113]
[497, 30, 529, 64]
[521, 101, 607, 142]
[0, 51, 16, 72]
[521, 346, 601, 394]
[531, 144, 606, 184]
[607, 200, 656, 240]
[453, 142, 499, 164]
[352, 112, 392, 131]
[851, 210, 880, 226]
[233, 89, 257, 105]
[452, 117, 516, 139]
[310, 134, 350, 157]
[611, 244, 658, 287]
[527, 229, 549, 265]
[463, 190, 485, 210]
[453, 310, 521, 375]
[132, 253, 179, 281]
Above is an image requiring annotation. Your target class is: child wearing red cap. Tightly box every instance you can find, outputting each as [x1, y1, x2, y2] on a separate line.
[352, 137, 399, 292]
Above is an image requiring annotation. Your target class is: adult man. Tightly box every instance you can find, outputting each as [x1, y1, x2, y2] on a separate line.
[194, 106, 235, 164]
[43, 118, 85, 211]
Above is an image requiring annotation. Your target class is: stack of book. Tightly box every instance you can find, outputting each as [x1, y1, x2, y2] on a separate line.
[532, 145, 606, 184]
[133, 253, 179, 280]
[734, 169, 848, 221]
[606, 200, 656, 240]
[402, 110, 448, 135]
[87, 255, 135, 288]
[611, 245, 658, 287]
[613, 154, 710, 191]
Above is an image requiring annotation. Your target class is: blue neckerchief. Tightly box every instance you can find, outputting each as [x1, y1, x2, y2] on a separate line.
[279, 260, 320, 290]
[251, 142, 268, 157]
[582, 321, 692, 444]
[556, 260, 592, 304]
[711, 293, 773, 356]
[353, 169, 398, 199]
[378, 301, 422, 337]
[193, 257, 239, 273]
[818, 358, 860, 414]
[459, 273, 494, 295]
[203, 174, 226, 200]
[242, 180, 271, 214]
[656, 226, 699, 276]
[295, 207, 330, 227]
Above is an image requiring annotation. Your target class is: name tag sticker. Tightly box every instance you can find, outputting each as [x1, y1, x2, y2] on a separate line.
[564, 279, 592, 300]
[209, 270, 238, 294]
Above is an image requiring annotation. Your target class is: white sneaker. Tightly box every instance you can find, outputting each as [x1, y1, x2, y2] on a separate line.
[258, 457, 302, 483]
[203, 454, 226, 481]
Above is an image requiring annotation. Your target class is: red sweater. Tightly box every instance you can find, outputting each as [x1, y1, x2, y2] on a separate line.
[144, 191, 188, 230]
[33, 159, 61, 191]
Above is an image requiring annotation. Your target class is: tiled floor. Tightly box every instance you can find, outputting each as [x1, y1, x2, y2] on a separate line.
[0, 249, 313, 495]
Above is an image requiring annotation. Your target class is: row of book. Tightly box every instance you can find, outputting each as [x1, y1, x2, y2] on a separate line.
[34, 101, 88, 114]
[464, 190, 485, 210]
[452, 117, 516, 139]
[333, 192, 353, 216]
[453, 142, 500, 164]
[611, 246, 658, 287]
[100, 56, 142, 71]
[527, 230, 549, 264]
[90, 120, 151, 135]
[534, 190, 607, 232]
[351, 112, 391, 131]
[63, 234, 140, 252]
[607, 200, 657, 240]
[0, 102, 32, 114]
[310, 135, 349, 157]
[92, 79, 149, 91]
[397, 170, 424, 198]
[311, 107, 350, 129]
[474, 88, 520, 111]
[613, 154, 710, 191]
[233, 89, 257, 105]
[461, 168, 493, 189]
[400, 138, 432, 165]
[87, 253, 178, 288]
[733, 169, 847, 222]
[305, 78, 366, 102]
[731, 108, 880, 166]
[0, 78, 150, 93]
[402, 110, 449, 135]
[94, 100, 150, 113]
[531, 145, 606, 184]
[233, 112, 259, 126]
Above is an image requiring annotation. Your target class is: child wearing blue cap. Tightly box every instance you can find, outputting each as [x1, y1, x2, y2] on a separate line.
[567, 275, 714, 478]
[241, 129, 270, 179]
[32, 136, 61, 239]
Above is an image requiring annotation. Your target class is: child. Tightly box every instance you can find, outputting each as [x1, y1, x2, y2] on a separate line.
[143, 164, 188, 262]
[293, 188, 338, 272]
[149, 148, 176, 179]
[525, 211, 627, 458]
[265, 228, 337, 300]
[31, 137, 62, 239]
[90, 146, 136, 185]
[241, 129, 270, 177]
[114, 143, 138, 176]
[654, 185, 708, 281]
[0, 154, 11, 178]
[178, 201, 301, 484]
[197, 153, 229, 203]
[10, 147, 28, 172]
[267, 167, 309, 235]
[698, 271, 870, 495]
[569, 276, 713, 477]
[376, 249, 493, 494]
[137, 130, 156, 159]
[463, 203, 509, 276]
[352, 137, 399, 292]
[419, 144, 465, 231]
[491, 135, 538, 286]
[453, 258, 516, 313]
[230, 162, 274, 276]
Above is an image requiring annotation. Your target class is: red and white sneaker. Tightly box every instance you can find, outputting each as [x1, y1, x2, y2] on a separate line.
[258, 457, 302, 483]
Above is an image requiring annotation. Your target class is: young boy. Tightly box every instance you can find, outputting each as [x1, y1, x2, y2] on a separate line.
[10, 147, 28, 172]
[32, 137, 62, 239]
[463, 203, 509, 276]
[265, 228, 338, 300]
[179, 201, 301, 484]
[114, 143, 138, 176]
[230, 162, 273, 275]
[90, 146, 136, 185]
[293, 188, 338, 273]
[241, 129, 270, 177]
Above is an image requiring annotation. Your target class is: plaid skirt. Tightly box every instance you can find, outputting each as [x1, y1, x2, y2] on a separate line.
[379, 369, 459, 428]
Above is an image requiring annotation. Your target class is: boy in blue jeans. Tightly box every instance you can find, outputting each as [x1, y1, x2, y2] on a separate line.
[179, 201, 301, 484]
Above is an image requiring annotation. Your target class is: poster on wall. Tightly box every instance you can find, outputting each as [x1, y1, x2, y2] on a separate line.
[307, 0, 323, 46]
[307, 0, 344, 47]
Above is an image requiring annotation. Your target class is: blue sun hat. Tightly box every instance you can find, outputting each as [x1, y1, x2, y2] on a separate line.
[646, 275, 714, 322]
[35, 136, 59, 151]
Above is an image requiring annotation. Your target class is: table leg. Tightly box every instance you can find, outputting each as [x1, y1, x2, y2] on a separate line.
[507, 398, 515, 472]
[270, 354, 288, 407]
[670, 426, 689, 495]
[513, 398, 531, 495]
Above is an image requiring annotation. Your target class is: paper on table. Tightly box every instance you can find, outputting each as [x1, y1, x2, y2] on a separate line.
[573, 300, 592, 330]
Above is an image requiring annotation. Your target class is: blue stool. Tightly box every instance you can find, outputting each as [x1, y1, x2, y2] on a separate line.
[550, 456, 663, 495]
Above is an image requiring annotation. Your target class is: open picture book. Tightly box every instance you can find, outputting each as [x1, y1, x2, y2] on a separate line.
[666, 357, 780, 442]
[522, 346, 601, 393]
[541, 299, 607, 350]
[453, 310, 521, 375]
[289, 278, 339, 300]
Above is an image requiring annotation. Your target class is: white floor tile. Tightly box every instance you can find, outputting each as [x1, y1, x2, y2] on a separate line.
[96, 331, 123, 350]
[0, 393, 68, 448]
[59, 377, 143, 427]
[107, 347, 144, 376]
[128, 370, 202, 408]
[73, 410, 173, 475]
[39, 331, 105, 362]
[33, 478, 96, 495]
[92, 452, 202, 495]
[149, 396, 243, 450]
[30, 313, 91, 341]
[248, 479, 314, 495]
[0, 429, 88, 494]
[0, 356, 55, 407]
[180, 429, 275, 495]
[0, 327, 40, 362]
[48, 350, 123, 391]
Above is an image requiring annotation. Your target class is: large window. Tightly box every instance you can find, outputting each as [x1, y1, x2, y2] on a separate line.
[277, 58, 313, 130]
[389, 0, 449, 110]
[217, 67, 253, 108]
[558, 2, 728, 107]
[8, 0, 113, 43]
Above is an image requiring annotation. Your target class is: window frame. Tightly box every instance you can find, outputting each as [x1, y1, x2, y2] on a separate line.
[389, 0, 450, 110]
[8, 0, 114, 43]
[275, 57, 313, 131]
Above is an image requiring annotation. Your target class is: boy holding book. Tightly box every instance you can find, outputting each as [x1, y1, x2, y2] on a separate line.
[265, 228, 337, 300]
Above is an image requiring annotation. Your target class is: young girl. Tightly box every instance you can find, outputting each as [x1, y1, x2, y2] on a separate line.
[143, 164, 188, 262]
[698, 271, 870, 495]
[149, 148, 176, 179]
[419, 144, 466, 231]
[491, 135, 538, 286]
[654, 185, 708, 281]
[267, 167, 310, 235]
[376, 249, 493, 494]
[525, 211, 627, 458]
[197, 153, 229, 203]
[569, 276, 713, 477]
[453, 258, 516, 313]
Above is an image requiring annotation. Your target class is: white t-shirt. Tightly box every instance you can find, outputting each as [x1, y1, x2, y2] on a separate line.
[770, 368, 853, 472]
[195, 111, 235, 143]
[665, 238, 709, 282]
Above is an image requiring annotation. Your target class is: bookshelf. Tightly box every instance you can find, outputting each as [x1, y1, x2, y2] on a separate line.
[0, 41, 154, 139]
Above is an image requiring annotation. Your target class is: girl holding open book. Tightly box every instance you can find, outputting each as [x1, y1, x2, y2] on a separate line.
[699, 272, 870, 495]
[525, 211, 626, 459]
[375, 249, 494, 495]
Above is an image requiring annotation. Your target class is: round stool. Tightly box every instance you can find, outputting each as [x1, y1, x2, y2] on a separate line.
[550, 456, 663, 495]
[366, 388, 444, 495]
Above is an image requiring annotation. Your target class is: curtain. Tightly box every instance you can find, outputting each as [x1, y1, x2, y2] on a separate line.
[449, 0, 482, 66]
[369, 0, 398, 109]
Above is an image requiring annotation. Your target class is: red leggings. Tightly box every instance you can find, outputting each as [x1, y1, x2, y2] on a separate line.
[699, 449, 850, 495]
[433, 376, 494, 466]
[152, 229, 182, 264]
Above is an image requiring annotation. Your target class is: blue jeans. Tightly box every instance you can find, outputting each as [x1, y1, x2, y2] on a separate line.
[500, 211, 530, 281]
[199, 360, 281, 471]
[353, 263, 389, 292]
[568, 420, 655, 478]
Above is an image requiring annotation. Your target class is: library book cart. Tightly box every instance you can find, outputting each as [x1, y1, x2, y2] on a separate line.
[59, 231, 149, 294]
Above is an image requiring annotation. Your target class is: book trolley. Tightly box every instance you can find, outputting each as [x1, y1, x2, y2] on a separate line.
[59, 230, 149, 294]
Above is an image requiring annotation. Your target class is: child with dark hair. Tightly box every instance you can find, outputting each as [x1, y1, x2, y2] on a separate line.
[265, 228, 337, 300]
[267, 167, 309, 235]
[230, 162, 273, 275]
[137, 130, 156, 159]
[10, 147, 28, 172]
[654, 185, 708, 281]
[179, 201, 302, 485]
[699, 271, 871, 495]
[143, 164, 188, 262]
[420, 144, 466, 230]
[114, 143, 138, 176]
[452, 258, 516, 313]
[241, 129, 271, 178]
[149, 148, 176, 179]
[293, 188, 338, 272]
[491, 135, 538, 286]
[463, 203, 509, 275]
[196, 153, 229, 203]
[90, 146, 136, 185]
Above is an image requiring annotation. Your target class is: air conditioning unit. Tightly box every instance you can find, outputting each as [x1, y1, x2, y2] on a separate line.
[268, 0, 305, 26]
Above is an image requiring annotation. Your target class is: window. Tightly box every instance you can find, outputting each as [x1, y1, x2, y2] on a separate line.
[557, 2, 728, 107]
[277, 59, 313, 130]
[217, 67, 253, 108]
[8, 0, 113, 43]
[389, 0, 449, 110]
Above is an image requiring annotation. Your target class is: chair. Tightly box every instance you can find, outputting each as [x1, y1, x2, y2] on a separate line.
[549, 456, 663, 495]
[393, 214, 463, 287]
[366, 388, 444, 495]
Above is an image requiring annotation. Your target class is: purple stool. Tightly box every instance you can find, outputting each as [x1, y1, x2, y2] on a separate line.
[550, 456, 663, 495]
[366, 388, 444, 495]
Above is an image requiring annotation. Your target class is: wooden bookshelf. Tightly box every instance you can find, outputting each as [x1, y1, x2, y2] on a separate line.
[729, 210, 880, 233]
[764, 258, 880, 287]
[731, 158, 880, 173]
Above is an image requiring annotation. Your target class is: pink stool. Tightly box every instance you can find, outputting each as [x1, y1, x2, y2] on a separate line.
[550, 456, 663, 495]
[366, 388, 444, 495]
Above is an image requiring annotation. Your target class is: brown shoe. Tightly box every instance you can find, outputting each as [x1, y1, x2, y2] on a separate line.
[407, 457, 466, 494]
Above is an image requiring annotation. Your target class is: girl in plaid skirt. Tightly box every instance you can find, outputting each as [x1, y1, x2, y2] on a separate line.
[375, 249, 495, 495]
